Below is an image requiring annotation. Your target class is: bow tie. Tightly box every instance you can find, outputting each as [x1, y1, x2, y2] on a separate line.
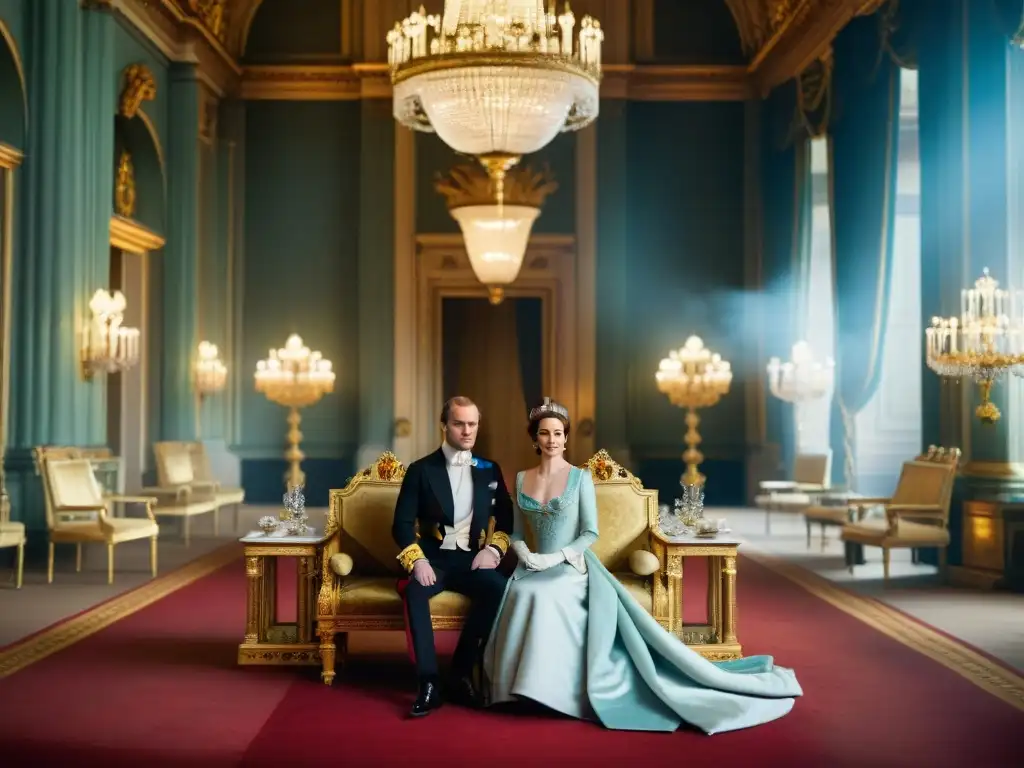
[449, 451, 473, 467]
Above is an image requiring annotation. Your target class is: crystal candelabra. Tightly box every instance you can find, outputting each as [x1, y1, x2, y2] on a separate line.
[766, 340, 834, 445]
[193, 341, 227, 438]
[387, 1, 603, 203]
[80, 289, 140, 380]
[254, 334, 335, 490]
[280, 484, 310, 535]
[925, 268, 1024, 424]
[656, 336, 733, 487]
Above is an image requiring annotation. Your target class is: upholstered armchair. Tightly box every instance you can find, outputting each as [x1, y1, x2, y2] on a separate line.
[152, 441, 245, 533]
[316, 449, 665, 685]
[840, 446, 961, 583]
[35, 452, 160, 584]
[754, 451, 832, 534]
[142, 441, 220, 545]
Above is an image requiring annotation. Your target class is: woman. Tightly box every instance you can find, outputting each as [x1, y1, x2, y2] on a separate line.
[482, 398, 803, 735]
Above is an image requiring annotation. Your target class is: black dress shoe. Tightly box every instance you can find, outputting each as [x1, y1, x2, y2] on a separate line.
[410, 679, 442, 718]
[446, 673, 483, 708]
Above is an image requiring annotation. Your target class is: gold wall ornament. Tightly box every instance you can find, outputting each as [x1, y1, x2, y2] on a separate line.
[119, 63, 157, 119]
[189, 0, 228, 41]
[434, 161, 558, 304]
[114, 150, 137, 219]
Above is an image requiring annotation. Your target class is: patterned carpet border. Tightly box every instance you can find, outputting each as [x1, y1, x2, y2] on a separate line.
[0, 543, 241, 679]
[745, 549, 1024, 713]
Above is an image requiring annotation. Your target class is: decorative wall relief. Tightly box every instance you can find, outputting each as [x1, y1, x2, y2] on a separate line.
[115, 150, 137, 219]
[119, 63, 157, 119]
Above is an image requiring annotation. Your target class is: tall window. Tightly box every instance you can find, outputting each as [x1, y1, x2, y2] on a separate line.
[853, 68, 923, 494]
[798, 136, 836, 455]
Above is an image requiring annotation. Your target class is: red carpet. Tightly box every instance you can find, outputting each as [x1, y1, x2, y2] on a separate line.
[0, 555, 1021, 768]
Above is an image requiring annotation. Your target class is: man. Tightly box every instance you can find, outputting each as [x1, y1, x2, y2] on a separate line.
[392, 396, 513, 718]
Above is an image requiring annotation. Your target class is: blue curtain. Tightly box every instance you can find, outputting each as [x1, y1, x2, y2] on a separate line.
[514, 297, 543, 416]
[760, 80, 813, 474]
[826, 14, 902, 489]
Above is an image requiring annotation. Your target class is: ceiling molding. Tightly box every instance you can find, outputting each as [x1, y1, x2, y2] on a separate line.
[84, 0, 241, 96]
[242, 63, 754, 102]
[747, 0, 885, 94]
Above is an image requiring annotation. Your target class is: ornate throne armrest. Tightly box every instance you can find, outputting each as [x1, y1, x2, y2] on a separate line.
[317, 526, 346, 617]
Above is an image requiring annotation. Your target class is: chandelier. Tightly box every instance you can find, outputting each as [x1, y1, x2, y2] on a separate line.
[81, 289, 140, 379]
[925, 268, 1024, 424]
[767, 340, 834, 403]
[656, 336, 733, 486]
[435, 161, 557, 303]
[388, 1, 603, 201]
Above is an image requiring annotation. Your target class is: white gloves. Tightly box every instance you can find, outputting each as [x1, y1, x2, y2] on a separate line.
[524, 551, 565, 571]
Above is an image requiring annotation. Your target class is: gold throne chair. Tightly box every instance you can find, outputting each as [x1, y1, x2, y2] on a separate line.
[315, 450, 665, 685]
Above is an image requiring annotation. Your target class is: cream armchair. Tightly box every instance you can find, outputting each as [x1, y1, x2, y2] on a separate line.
[152, 441, 245, 533]
[754, 451, 832, 534]
[316, 450, 664, 685]
[36, 454, 159, 584]
[1, 496, 25, 589]
[143, 441, 220, 545]
[840, 446, 961, 583]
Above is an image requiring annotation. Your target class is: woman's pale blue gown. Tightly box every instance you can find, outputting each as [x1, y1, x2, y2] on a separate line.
[482, 466, 803, 735]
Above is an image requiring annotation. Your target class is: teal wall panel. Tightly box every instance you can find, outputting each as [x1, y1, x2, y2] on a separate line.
[606, 100, 747, 504]
[240, 100, 362, 501]
[0, 0, 26, 150]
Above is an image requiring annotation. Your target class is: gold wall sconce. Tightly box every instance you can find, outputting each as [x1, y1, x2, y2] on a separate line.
[193, 341, 227, 438]
[81, 289, 140, 380]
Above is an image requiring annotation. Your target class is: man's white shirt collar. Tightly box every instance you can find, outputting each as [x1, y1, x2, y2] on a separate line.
[441, 442, 473, 467]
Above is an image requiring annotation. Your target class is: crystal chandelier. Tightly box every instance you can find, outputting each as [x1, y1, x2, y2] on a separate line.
[767, 341, 834, 404]
[81, 289, 140, 379]
[435, 161, 557, 303]
[925, 268, 1024, 423]
[388, 1, 603, 201]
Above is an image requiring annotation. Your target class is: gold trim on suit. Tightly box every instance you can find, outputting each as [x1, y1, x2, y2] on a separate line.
[396, 542, 425, 573]
[488, 530, 511, 556]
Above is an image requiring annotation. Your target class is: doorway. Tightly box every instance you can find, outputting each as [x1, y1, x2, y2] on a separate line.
[441, 297, 544, 484]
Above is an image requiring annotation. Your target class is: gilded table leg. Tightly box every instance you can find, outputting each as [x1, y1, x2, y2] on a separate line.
[296, 555, 317, 644]
[244, 555, 264, 644]
[668, 554, 684, 635]
[262, 557, 278, 640]
[707, 556, 722, 643]
[722, 555, 738, 645]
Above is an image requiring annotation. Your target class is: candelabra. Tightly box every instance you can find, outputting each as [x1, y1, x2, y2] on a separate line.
[193, 341, 227, 438]
[766, 340, 834, 446]
[656, 336, 733, 486]
[254, 334, 335, 490]
[925, 268, 1024, 424]
[80, 289, 140, 380]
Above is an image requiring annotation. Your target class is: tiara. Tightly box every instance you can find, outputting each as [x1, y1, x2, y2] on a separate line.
[529, 397, 569, 422]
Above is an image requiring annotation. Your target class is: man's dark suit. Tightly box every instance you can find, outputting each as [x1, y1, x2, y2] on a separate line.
[392, 447, 514, 680]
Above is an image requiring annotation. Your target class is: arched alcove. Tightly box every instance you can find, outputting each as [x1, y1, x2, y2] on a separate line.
[0, 20, 27, 149]
[242, 0, 344, 62]
[114, 112, 165, 233]
[651, 0, 745, 63]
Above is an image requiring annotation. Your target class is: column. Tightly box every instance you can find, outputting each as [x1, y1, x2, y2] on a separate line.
[357, 98, 395, 468]
[9, 1, 115, 531]
[595, 99, 631, 466]
[160, 65, 201, 441]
